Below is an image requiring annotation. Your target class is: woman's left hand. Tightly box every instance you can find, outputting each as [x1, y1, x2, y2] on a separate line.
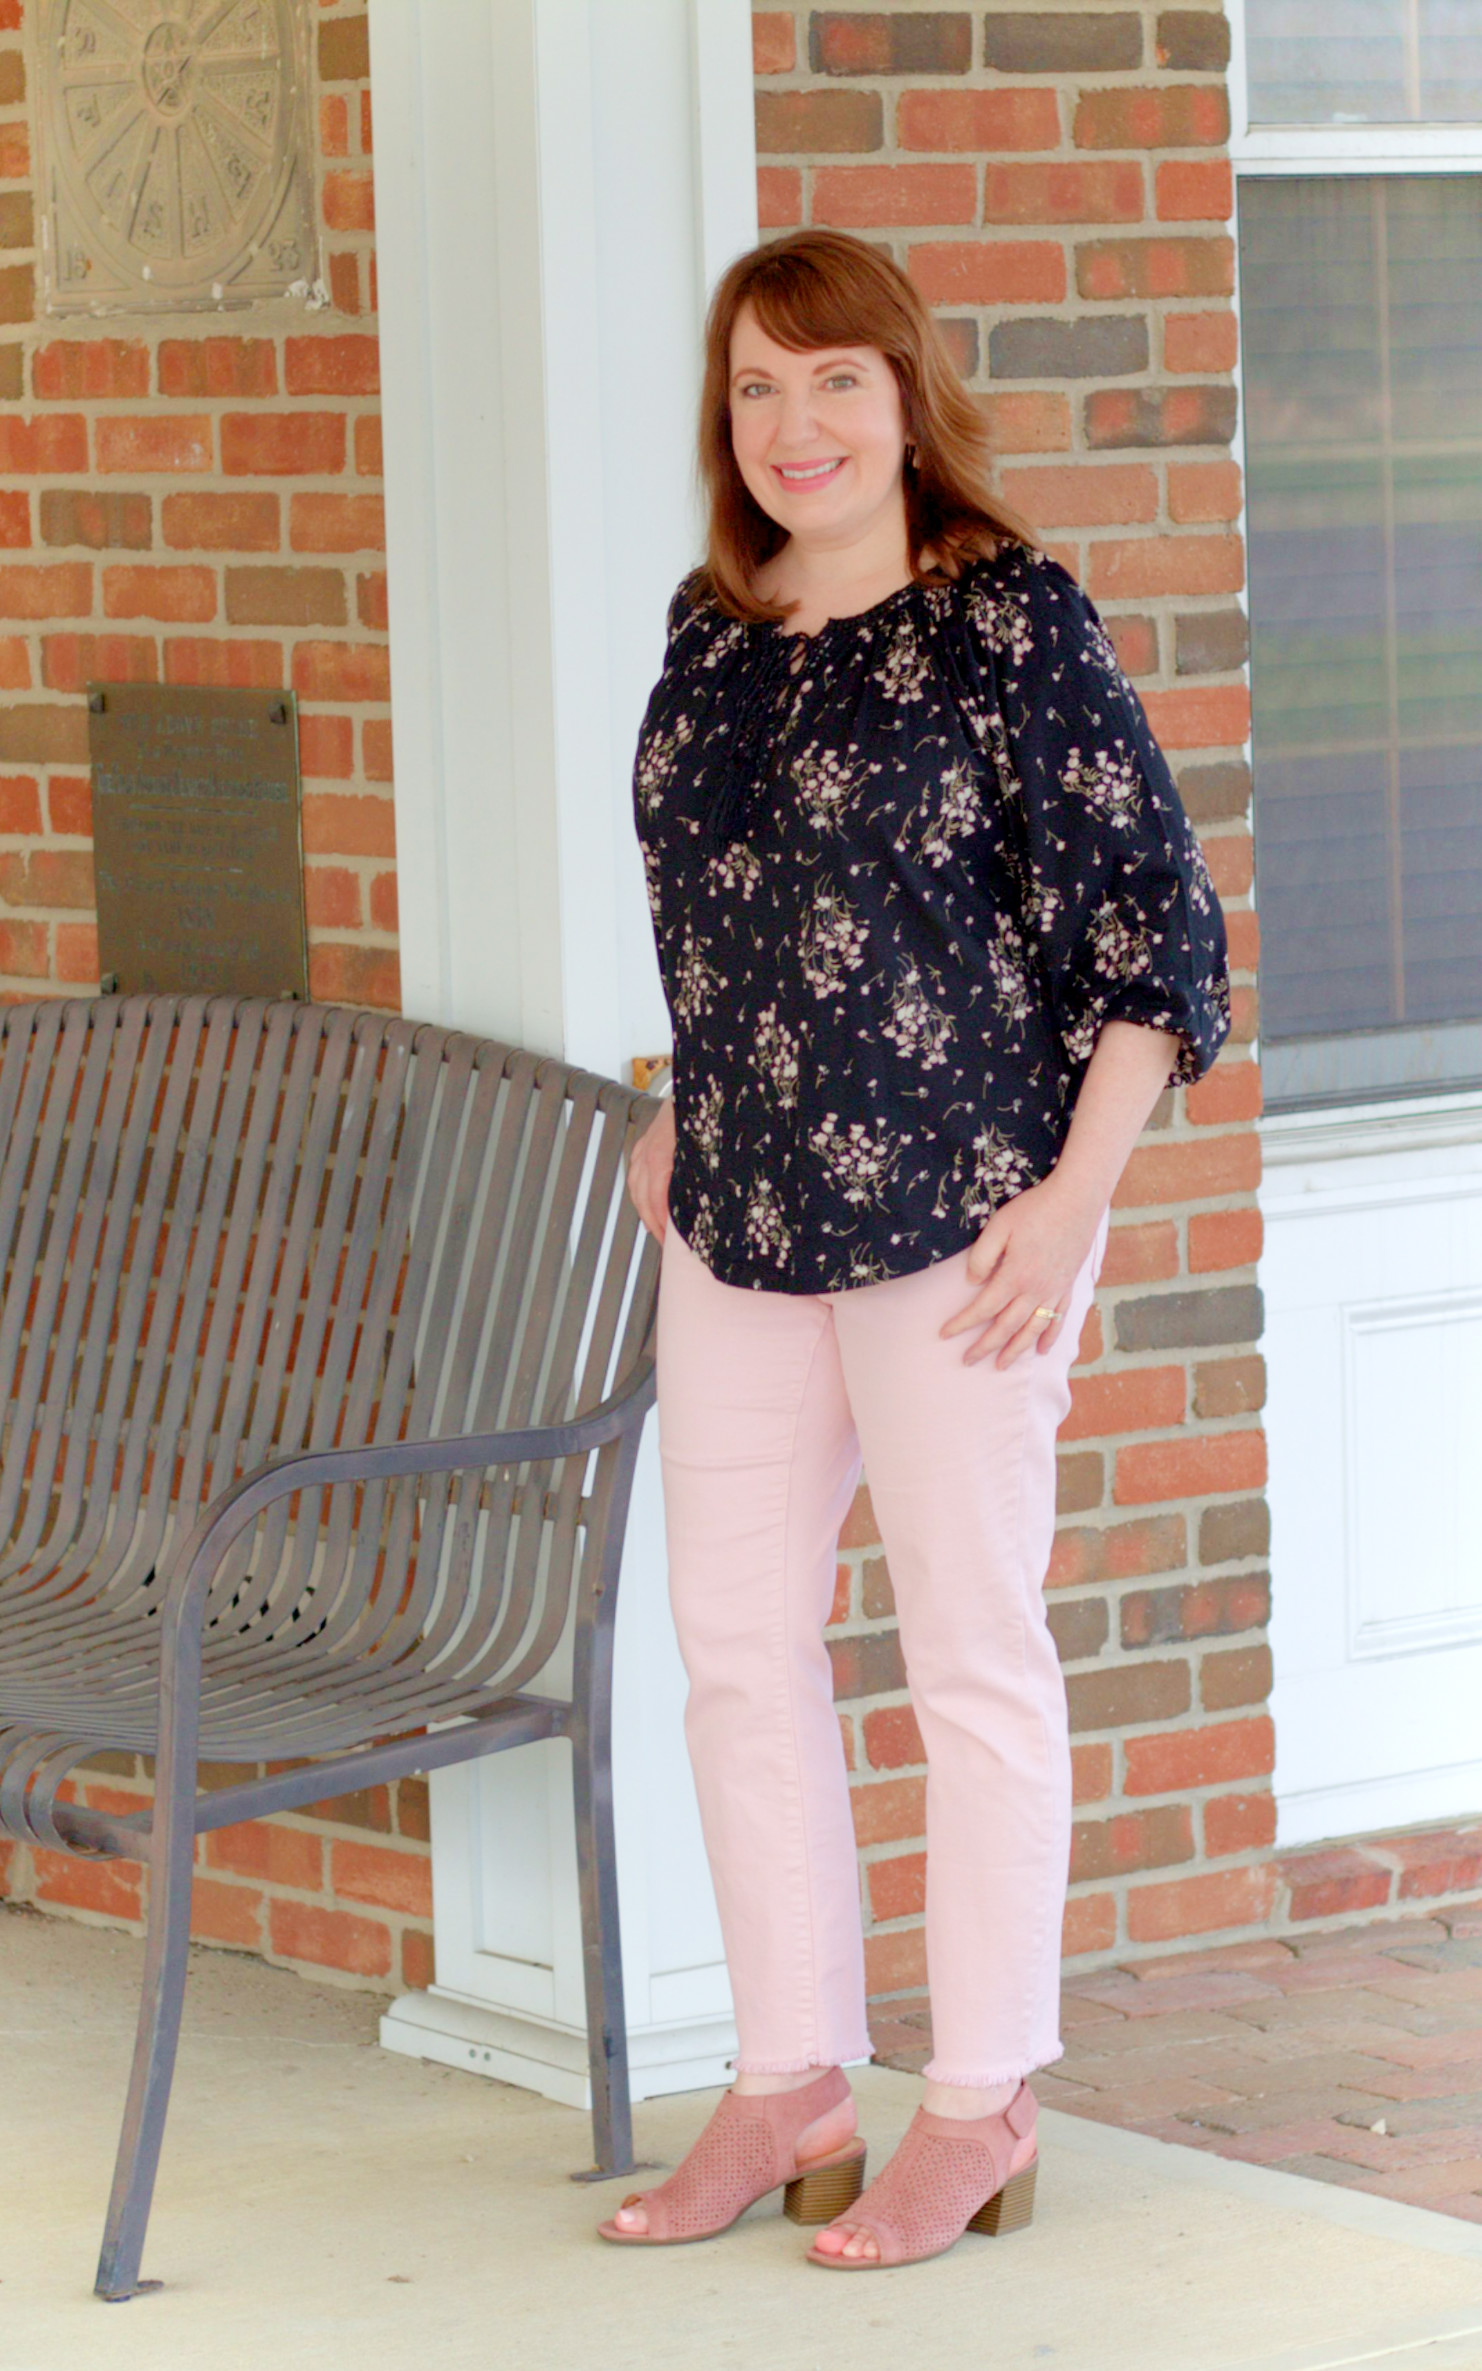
[940, 1174, 1099, 1369]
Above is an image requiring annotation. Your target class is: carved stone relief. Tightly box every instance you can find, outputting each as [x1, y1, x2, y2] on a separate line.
[35, 0, 320, 314]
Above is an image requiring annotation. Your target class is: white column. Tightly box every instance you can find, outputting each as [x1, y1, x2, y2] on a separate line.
[368, 0, 758, 2102]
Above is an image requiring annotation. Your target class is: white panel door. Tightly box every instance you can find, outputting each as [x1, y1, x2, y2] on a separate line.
[1263, 1098, 1482, 1846]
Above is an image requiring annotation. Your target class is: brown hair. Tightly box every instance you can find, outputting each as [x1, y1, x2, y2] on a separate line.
[695, 229, 1036, 624]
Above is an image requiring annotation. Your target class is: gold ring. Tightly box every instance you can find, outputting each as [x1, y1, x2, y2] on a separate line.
[1032, 1305, 1060, 1324]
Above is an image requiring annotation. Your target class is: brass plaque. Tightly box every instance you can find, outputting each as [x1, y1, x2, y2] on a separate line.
[88, 683, 308, 999]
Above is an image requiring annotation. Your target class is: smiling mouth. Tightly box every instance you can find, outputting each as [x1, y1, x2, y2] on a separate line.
[773, 457, 846, 486]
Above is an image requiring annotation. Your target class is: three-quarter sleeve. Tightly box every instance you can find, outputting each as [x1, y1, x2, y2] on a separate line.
[964, 553, 1231, 1087]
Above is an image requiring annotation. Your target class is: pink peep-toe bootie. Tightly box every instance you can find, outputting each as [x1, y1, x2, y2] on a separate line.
[597, 2066, 866, 2245]
[806, 2080, 1038, 2269]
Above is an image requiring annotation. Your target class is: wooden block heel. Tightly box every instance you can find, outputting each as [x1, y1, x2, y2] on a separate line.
[783, 2146, 867, 2225]
[967, 2158, 1036, 2237]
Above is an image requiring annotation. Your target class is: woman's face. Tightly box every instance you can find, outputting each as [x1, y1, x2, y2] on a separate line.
[728, 301, 909, 551]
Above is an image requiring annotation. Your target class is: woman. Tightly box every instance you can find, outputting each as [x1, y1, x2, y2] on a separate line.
[603, 230, 1229, 2270]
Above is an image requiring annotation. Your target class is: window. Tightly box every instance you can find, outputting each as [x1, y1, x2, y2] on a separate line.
[1233, 1, 1482, 1106]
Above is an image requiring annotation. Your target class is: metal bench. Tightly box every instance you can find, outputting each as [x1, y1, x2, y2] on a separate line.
[0, 995, 662, 2300]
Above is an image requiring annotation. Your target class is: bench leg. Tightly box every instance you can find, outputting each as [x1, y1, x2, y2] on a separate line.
[571, 1698, 635, 2180]
[93, 1795, 194, 2300]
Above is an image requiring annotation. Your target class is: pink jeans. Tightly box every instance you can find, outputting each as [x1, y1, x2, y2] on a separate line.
[655, 1210, 1107, 2088]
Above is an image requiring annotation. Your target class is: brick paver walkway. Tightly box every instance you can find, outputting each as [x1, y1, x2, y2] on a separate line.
[870, 1898, 1482, 2223]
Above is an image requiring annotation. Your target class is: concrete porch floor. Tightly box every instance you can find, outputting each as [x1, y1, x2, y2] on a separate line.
[4, 1904, 1482, 2371]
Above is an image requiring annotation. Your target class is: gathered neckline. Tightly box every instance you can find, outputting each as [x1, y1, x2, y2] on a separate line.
[763, 574, 928, 643]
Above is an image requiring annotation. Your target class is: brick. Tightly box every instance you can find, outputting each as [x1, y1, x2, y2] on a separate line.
[323, 172, 375, 238]
[1002, 463, 1156, 529]
[865, 1926, 928, 1996]
[898, 88, 1060, 150]
[103, 564, 214, 623]
[829, 1630, 907, 1699]
[161, 491, 280, 552]
[1127, 1863, 1276, 1944]
[861, 1552, 895, 1619]
[1057, 1449, 1103, 1513]
[362, 718, 394, 781]
[269, 1899, 391, 1978]
[33, 1847, 142, 1920]
[1200, 1499, 1269, 1568]
[0, 562, 91, 619]
[1066, 1660, 1190, 1734]
[319, 15, 370, 78]
[1177, 758, 1249, 824]
[981, 390, 1072, 452]
[39, 488, 152, 551]
[863, 1702, 924, 1769]
[757, 165, 803, 227]
[41, 634, 157, 692]
[1077, 235, 1234, 303]
[1116, 1286, 1263, 1354]
[226, 567, 347, 627]
[0, 120, 28, 178]
[868, 1851, 925, 1922]
[302, 790, 396, 854]
[1074, 86, 1229, 149]
[0, 846, 93, 907]
[1186, 1214, 1263, 1283]
[1204, 1792, 1276, 1857]
[1122, 1572, 1270, 1650]
[1194, 1355, 1265, 1421]
[305, 865, 362, 928]
[754, 12, 796, 72]
[0, 774, 41, 832]
[222, 413, 347, 476]
[1201, 1643, 1274, 1711]
[990, 315, 1147, 382]
[286, 335, 381, 396]
[33, 339, 149, 399]
[307, 942, 400, 1011]
[1085, 385, 1238, 448]
[1141, 683, 1250, 747]
[47, 776, 90, 836]
[0, 415, 89, 473]
[95, 416, 213, 474]
[396, 1779, 431, 1844]
[401, 1928, 435, 1990]
[1107, 613, 1158, 677]
[851, 1774, 926, 1846]
[1280, 1847, 1394, 1924]
[292, 641, 390, 702]
[158, 338, 277, 398]
[1062, 1364, 1186, 1442]
[190, 1877, 264, 1949]
[0, 637, 29, 687]
[1047, 1594, 1109, 1662]
[0, 261, 33, 324]
[756, 89, 884, 151]
[0, 187, 29, 246]
[1157, 159, 1234, 222]
[355, 416, 382, 476]
[369, 870, 398, 932]
[1116, 1431, 1266, 1506]
[1169, 462, 1244, 526]
[357, 569, 387, 632]
[1072, 1804, 1194, 1883]
[0, 704, 88, 764]
[909, 240, 1064, 305]
[0, 489, 26, 547]
[0, 917, 50, 975]
[164, 638, 282, 688]
[937, 316, 979, 379]
[300, 1785, 393, 1832]
[1100, 1224, 1180, 1289]
[816, 161, 977, 227]
[328, 250, 362, 314]
[1089, 534, 1243, 601]
[1157, 10, 1232, 70]
[1073, 1741, 1113, 1806]
[206, 1821, 323, 1891]
[332, 1837, 434, 1917]
[1225, 909, 1260, 972]
[984, 161, 1144, 226]
[984, 12, 1141, 71]
[321, 92, 350, 157]
[55, 920, 97, 982]
[810, 13, 972, 74]
[0, 343, 21, 403]
[1187, 1062, 1261, 1127]
[1128, 1716, 1261, 1782]
[1175, 608, 1249, 679]
[1164, 310, 1239, 374]
[1063, 1890, 1118, 1956]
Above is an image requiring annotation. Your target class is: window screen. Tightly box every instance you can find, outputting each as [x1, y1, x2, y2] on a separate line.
[1241, 175, 1482, 1106]
[1247, 0, 1482, 125]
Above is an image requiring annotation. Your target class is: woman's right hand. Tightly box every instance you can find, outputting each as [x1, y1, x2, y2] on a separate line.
[627, 1095, 676, 1244]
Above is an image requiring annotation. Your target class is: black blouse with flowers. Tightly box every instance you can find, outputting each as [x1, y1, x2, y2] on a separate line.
[633, 540, 1229, 1295]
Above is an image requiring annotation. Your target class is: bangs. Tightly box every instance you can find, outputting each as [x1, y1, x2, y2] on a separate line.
[742, 251, 909, 360]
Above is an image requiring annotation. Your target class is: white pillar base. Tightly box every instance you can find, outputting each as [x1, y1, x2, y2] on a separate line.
[379, 1986, 737, 2110]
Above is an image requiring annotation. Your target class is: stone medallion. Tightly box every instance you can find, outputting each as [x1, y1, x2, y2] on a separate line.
[36, 0, 319, 313]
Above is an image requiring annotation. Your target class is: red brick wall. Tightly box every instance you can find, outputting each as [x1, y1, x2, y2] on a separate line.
[0, 0, 397, 1012]
[753, 3, 1275, 1989]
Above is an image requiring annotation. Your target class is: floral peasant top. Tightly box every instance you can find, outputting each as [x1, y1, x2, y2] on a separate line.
[632, 540, 1230, 1295]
